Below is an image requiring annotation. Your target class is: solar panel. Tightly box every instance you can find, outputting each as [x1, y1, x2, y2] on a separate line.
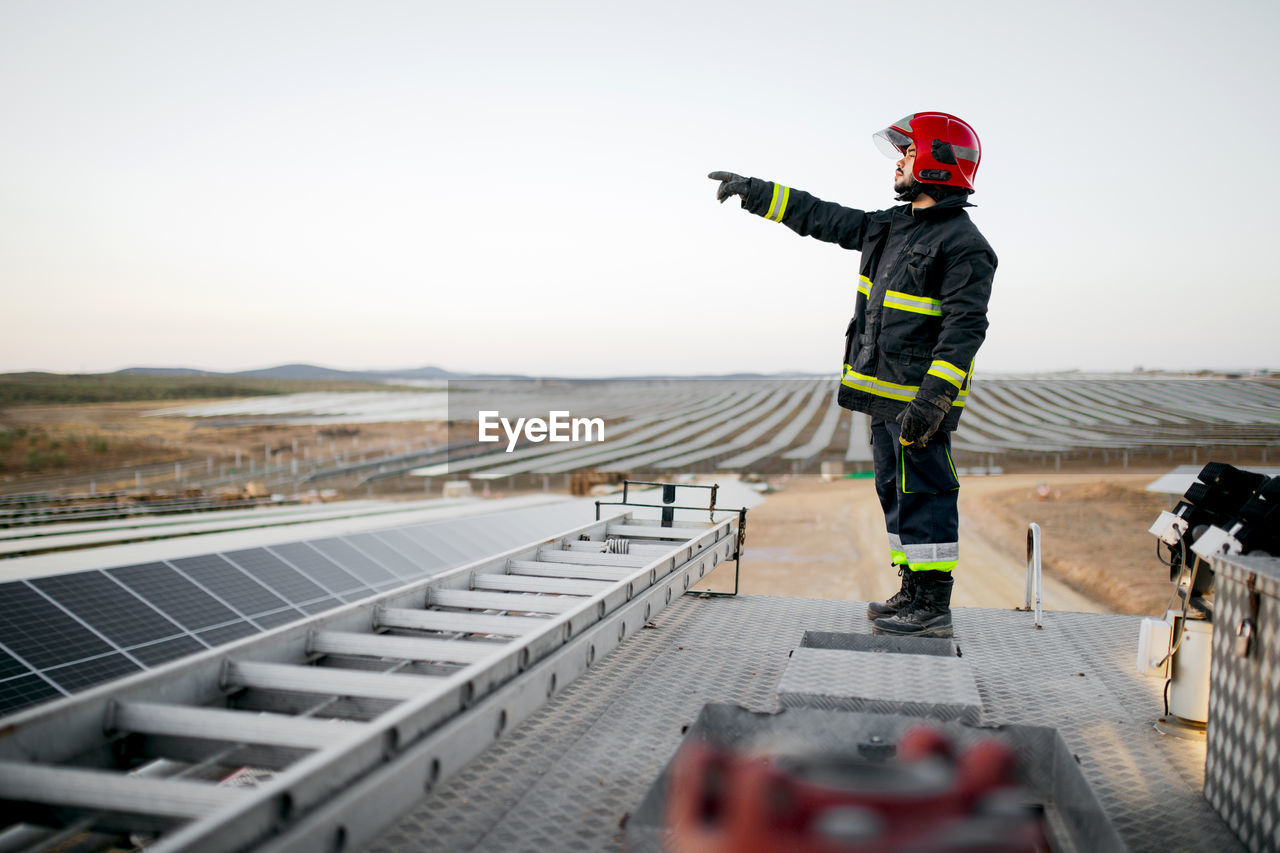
[268, 543, 367, 595]
[43, 653, 140, 692]
[309, 538, 397, 585]
[300, 598, 341, 615]
[196, 621, 260, 647]
[253, 609, 304, 630]
[420, 531, 477, 564]
[426, 521, 494, 557]
[397, 526, 470, 565]
[222, 548, 328, 605]
[0, 674, 63, 716]
[128, 635, 209, 667]
[0, 498, 596, 717]
[170, 554, 288, 617]
[30, 572, 185, 649]
[0, 582, 114, 669]
[345, 533, 421, 578]
[107, 562, 239, 631]
[0, 649, 29, 682]
[375, 529, 450, 570]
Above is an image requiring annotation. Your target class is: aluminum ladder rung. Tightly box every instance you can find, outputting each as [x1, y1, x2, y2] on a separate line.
[428, 588, 582, 614]
[535, 549, 651, 567]
[310, 630, 505, 664]
[378, 606, 545, 636]
[113, 702, 364, 750]
[605, 523, 700, 540]
[0, 761, 247, 821]
[225, 660, 440, 702]
[507, 560, 633, 581]
[471, 573, 611, 595]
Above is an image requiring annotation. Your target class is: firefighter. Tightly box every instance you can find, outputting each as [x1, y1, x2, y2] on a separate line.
[709, 112, 995, 638]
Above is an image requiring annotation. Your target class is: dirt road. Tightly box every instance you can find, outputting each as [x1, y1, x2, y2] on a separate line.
[724, 471, 1169, 615]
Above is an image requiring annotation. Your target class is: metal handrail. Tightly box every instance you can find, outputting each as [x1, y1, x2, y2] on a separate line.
[1025, 522, 1044, 628]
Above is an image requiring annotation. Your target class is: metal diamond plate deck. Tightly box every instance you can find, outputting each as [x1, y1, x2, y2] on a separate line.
[367, 595, 1247, 853]
[778, 646, 982, 723]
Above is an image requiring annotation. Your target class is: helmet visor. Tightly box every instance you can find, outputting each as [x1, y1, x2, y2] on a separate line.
[873, 126, 912, 160]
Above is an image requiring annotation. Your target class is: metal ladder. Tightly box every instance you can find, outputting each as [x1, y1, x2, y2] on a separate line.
[0, 506, 743, 853]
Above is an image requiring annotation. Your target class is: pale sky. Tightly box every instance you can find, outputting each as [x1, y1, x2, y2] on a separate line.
[2, 0, 1278, 377]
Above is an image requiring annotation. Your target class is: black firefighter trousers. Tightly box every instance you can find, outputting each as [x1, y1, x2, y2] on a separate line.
[869, 418, 961, 574]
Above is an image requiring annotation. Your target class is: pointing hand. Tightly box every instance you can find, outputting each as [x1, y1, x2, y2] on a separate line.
[708, 171, 750, 204]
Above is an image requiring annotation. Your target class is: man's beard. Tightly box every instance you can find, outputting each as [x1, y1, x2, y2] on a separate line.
[894, 174, 926, 201]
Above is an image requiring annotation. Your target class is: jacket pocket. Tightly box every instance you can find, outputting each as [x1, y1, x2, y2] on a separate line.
[902, 444, 960, 493]
[879, 344, 929, 389]
[905, 245, 938, 288]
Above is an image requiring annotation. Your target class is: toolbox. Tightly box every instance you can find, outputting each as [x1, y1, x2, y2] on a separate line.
[1205, 553, 1280, 853]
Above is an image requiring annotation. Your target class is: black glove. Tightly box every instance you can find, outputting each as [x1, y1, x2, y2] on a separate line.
[896, 392, 951, 447]
[708, 171, 751, 204]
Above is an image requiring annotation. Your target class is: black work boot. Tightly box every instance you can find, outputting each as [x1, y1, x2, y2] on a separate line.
[866, 565, 916, 619]
[871, 570, 954, 638]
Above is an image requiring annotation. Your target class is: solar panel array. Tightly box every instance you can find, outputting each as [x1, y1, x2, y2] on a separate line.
[0, 501, 590, 717]
[427, 377, 1280, 478]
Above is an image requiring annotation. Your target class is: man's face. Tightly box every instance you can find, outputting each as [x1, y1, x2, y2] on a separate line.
[894, 143, 917, 193]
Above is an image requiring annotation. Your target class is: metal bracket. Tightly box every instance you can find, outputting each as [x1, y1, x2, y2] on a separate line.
[1190, 524, 1242, 561]
[1148, 510, 1189, 546]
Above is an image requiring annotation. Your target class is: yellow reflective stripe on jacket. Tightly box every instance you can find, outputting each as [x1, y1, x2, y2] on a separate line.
[766, 184, 790, 222]
[858, 275, 871, 298]
[927, 359, 967, 390]
[841, 365, 918, 402]
[842, 364, 969, 407]
[884, 289, 942, 317]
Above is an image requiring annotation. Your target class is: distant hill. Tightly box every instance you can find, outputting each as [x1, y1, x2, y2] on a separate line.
[230, 364, 411, 381]
[112, 365, 829, 381]
[117, 364, 464, 381]
[115, 367, 213, 377]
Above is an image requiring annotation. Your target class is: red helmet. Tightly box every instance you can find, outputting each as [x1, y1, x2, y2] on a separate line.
[873, 112, 981, 191]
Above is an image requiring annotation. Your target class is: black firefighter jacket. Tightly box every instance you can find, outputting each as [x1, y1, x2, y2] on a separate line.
[741, 179, 997, 431]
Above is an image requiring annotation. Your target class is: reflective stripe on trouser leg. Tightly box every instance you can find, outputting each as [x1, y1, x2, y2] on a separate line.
[872, 417, 960, 573]
[888, 533, 907, 566]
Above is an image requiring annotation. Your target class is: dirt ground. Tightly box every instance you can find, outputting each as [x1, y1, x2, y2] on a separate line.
[0, 401, 446, 493]
[715, 471, 1176, 618]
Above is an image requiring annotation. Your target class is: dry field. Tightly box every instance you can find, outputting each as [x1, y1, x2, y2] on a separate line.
[0, 401, 445, 493]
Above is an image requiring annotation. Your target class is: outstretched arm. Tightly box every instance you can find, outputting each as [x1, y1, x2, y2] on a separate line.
[707, 171, 872, 250]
